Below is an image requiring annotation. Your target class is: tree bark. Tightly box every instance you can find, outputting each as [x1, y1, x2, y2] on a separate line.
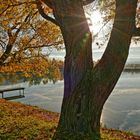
[52, 0, 137, 139]
[0, 44, 13, 65]
[53, 0, 93, 97]
[0, 30, 18, 66]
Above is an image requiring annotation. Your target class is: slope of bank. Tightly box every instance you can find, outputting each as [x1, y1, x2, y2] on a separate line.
[0, 99, 140, 140]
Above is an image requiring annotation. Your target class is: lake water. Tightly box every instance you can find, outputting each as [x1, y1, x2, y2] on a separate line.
[50, 44, 140, 65]
[0, 46, 140, 136]
[0, 72, 140, 136]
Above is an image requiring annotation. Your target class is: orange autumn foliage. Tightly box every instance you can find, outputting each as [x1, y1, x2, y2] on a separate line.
[0, 0, 63, 65]
[0, 58, 64, 81]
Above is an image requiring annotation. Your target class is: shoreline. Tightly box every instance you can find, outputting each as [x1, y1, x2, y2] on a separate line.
[124, 64, 140, 71]
[0, 99, 140, 139]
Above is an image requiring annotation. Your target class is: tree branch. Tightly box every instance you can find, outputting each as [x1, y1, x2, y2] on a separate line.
[82, 0, 95, 6]
[93, 0, 137, 105]
[23, 41, 61, 50]
[40, 0, 53, 9]
[9, 1, 36, 7]
[36, 0, 59, 26]
[0, 40, 6, 49]
[0, 6, 10, 16]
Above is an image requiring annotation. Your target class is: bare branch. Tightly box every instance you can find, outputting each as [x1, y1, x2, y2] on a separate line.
[0, 6, 10, 16]
[36, 0, 59, 26]
[40, 0, 53, 9]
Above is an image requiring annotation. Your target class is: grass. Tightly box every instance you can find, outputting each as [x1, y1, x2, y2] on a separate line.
[0, 99, 140, 140]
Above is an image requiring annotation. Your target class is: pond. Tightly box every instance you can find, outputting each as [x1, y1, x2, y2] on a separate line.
[0, 71, 140, 136]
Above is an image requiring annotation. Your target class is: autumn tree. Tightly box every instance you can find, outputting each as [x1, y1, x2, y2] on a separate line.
[34, 0, 140, 139]
[0, 0, 64, 84]
[0, 0, 62, 65]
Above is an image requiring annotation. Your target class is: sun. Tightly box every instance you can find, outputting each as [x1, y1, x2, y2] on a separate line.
[87, 10, 103, 35]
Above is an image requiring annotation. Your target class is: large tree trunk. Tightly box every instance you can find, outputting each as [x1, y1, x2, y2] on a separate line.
[52, 0, 137, 139]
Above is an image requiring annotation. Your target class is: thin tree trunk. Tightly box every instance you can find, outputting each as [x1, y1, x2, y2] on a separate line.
[0, 30, 18, 65]
[52, 0, 137, 139]
[0, 25, 21, 66]
[0, 44, 13, 65]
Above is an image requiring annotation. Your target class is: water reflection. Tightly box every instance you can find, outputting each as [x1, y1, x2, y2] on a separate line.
[0, 71, 140, 136]
[101, 71, 140, 136]
[0, 72, 63, 86]
[0, 70, 139, 86]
